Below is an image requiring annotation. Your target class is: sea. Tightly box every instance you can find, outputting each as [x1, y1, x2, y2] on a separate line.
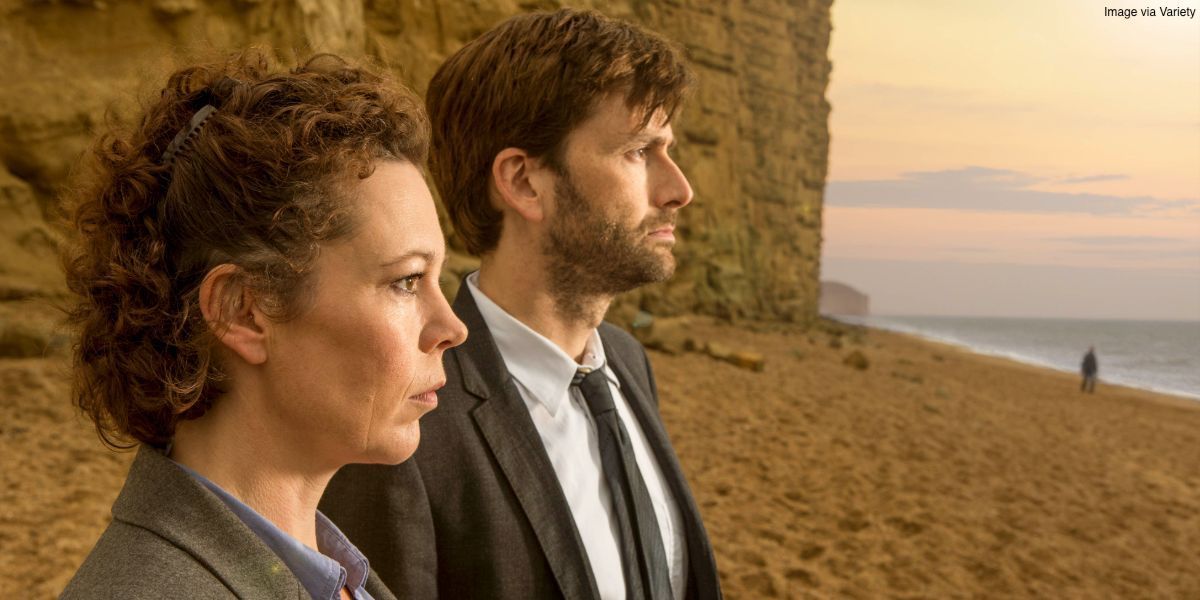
[832, 315, 1200, 401]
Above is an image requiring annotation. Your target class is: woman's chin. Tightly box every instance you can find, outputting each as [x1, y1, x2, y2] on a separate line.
[357, 421, 421, 466]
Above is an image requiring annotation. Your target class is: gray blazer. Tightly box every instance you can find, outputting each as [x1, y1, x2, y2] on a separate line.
[321, 286, 722, 600]
[63, 446, 397, 600]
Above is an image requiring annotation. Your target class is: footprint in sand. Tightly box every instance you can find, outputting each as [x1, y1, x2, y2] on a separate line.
[798, 543, 825, 560]
[738, 549, 767, 567]
[756, 527, 786, 545]
[837, 513, 870, 533]
[884, 516, 925, 536]
[740, 571, 779, 597]
[785, 567, 820, 589]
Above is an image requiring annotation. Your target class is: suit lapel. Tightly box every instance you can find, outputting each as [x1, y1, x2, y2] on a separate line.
[602, 330, 722, 600]
[365, 570, 398, 600]
[452, 287, 600, 600]
[114, 447, 306, 599]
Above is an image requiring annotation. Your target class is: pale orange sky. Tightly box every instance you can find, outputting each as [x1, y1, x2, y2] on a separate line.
[823, 0, 1200, 319]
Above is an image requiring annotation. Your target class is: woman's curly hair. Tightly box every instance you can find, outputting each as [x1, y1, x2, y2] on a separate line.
[60, 48, 429, 449]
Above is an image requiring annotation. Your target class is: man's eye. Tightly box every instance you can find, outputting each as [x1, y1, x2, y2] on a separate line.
[393, 274, 423, 295]
[629, 147, 648, 161]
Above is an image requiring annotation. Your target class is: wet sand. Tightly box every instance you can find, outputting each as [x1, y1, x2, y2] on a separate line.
[2, 318, 1198, 598]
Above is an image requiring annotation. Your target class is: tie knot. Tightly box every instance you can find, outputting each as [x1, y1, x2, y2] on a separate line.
[572, 367, 615, 415]
[571, 368, 590, 387]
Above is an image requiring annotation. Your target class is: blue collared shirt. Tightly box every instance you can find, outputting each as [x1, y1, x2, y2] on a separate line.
[174, 462, 375, 600]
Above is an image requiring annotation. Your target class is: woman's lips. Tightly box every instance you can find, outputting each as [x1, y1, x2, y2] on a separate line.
[410, 391, 438, 406]
[409, 383, 444, 407]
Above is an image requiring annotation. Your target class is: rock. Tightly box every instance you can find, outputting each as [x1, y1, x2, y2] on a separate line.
[638, 315, 694, 356]
[0, 280, 42, 302]
[849, 329, 866, 345]
[701, 341, 765, 372]
[705, 342, 733, 361]
[0, 167, 66, 295]
[0, 167, 42, 220]
[630, 311, 654, 330]
[0, 321, 51, 359]
[642, 338, 680, 356]
[152, 0, 198, 17]
[729, 350, 765, 372]
[0, 300, 66, 358]
[842, 350, 869, 370]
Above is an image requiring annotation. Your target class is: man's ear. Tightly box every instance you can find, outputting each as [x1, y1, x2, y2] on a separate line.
[198, 264, 268, 366]
[491, 147, 553, 224]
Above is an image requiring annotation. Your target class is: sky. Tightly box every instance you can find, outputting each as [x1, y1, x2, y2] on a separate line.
[821, 0, 1200, 320]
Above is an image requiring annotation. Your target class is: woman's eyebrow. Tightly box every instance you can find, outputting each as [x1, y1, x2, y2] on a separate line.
[379, 250, 436, 268]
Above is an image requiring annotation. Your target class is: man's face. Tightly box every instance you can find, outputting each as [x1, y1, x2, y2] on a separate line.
[542, 92, 694, 300]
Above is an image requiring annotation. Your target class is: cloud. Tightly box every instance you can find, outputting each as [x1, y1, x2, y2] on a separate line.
[826, 166, 1199, 216]
[832, 83, 1039, 115]
[1057, 174, 1130, 185]
[1068, 247, 1200, 256]
[1146, 198, 1200, 216]
[899, 166, 1043, 189]
[940, 246, 995, 253]
[1047, 235, 1183, 245]
[1044, 236, 1199, 263]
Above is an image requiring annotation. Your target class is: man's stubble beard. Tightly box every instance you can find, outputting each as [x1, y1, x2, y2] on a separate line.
[543, 172, 675, 324]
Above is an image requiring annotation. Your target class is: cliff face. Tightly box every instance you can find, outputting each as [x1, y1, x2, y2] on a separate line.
[819, 280, 870, 317]
[0, 0, 831, 324]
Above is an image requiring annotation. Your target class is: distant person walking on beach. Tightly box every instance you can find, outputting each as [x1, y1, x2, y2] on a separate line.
[1081, 347, 1099, 393]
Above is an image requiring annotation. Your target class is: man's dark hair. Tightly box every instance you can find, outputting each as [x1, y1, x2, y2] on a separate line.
[426, 8, 693, 256]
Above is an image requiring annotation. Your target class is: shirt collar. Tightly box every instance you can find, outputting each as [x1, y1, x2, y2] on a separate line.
[173, 461, 370, 600]
[466, 271, 616, 417]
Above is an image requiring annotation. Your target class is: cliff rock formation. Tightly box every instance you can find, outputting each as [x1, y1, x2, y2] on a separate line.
[819, 280, 869, 317]
[0, 0, 832, 324]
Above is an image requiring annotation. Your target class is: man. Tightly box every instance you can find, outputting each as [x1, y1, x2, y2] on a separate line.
[1081, 346, 1098, 393]
[321, 8, 722, 600]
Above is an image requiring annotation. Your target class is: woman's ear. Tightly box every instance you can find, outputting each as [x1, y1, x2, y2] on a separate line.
[198, 264, 268, 365]
[490, 147, 552, 223]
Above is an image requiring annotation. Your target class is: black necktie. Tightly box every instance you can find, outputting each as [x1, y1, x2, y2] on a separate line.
[573, 368, 672, 600]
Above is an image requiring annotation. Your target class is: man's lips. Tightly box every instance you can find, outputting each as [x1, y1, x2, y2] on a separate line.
[648, 224, 676, 240]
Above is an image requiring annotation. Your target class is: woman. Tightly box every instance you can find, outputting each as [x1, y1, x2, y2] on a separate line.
[60, 49, 466, 599]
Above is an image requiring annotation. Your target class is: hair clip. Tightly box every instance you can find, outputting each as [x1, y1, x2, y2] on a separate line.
[160, 104, 217, 166]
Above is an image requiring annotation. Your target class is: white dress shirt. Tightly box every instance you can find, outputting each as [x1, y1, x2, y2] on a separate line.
[465, 272, 687, 600]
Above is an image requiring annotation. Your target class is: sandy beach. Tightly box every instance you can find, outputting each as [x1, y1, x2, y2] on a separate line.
[2, 317, 1198, 598]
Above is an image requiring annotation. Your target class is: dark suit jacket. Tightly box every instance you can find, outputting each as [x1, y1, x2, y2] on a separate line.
[63, 446, 396, 600]
[321, 286, 722, 600]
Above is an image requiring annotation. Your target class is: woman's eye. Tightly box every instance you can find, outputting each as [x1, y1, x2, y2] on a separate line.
[393, 274, 423, 295]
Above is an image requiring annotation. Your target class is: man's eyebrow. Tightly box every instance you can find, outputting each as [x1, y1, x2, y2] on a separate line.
[379, 250, 436, 268]
[625, 131, 676, 149]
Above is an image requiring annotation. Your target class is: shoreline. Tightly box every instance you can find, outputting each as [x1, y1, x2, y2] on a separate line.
[874, 324, 1200, 404]
[831, 315, 1200, 402]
